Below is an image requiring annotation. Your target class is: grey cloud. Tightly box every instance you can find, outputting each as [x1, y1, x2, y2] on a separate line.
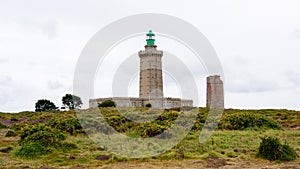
[225, 73, 279, 93]
[286, 71, 300, 86]
[47, 80, 63, 90]
[0, 76, 13, 106]
[40, 21, 57, 39]
[233, 55, 251, 66]
[0, 91, 9, 105]
[19, 20, 58, 39]
[227, 81, 279, 93]
[293, 28, 300, 39]
[0, 59, 8, 64]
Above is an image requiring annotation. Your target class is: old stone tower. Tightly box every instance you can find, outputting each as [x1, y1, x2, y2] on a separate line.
[138, 30, 164, 103]
[89, 30, 193, 109]
[206, 75, 224, 108]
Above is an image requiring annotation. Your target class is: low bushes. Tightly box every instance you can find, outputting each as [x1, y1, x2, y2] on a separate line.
[15, 124, 75, 159]
[98, 100, 116, 107]
[0, 122, 8, 129]
[78, 108, 182, 138]
[47, 118, 83, 135]
[18, 125, 66, 147]
[139, 123, 167, 138]
[5, 130, 17, 137]
[219, 112, 281, 130]
[258, 136, 298, 161]
[15, 142, 51, 159]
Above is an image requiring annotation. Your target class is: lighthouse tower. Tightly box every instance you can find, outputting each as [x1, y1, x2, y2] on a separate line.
[138, 30, 164, 107]
[89, 30, 193, 109]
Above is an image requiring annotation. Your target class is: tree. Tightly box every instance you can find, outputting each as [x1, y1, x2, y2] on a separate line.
[145, 103, 152, 108]
[62, 94, 83, 110]
[35, 99, 57, 112]
[98, 100, 116, 107]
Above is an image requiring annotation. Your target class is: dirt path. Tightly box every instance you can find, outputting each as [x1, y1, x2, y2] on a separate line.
[94, 159, 300, 169]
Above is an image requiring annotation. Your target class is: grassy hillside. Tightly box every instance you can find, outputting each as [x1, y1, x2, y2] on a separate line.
[0, 108, 299, 168]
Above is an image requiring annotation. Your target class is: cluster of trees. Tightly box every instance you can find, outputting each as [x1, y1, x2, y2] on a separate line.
[35, 97, 153, 111]
[35, 94, 83, 112]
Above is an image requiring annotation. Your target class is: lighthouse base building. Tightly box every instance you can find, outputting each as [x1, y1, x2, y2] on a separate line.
[89, 97, 193, 109]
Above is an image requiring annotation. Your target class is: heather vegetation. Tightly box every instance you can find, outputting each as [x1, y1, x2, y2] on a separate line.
[0, 108, 299, 168]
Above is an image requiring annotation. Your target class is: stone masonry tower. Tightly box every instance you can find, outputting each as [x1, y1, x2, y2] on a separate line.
[206, 75, 224, 108]
[139, 30, 163, 106]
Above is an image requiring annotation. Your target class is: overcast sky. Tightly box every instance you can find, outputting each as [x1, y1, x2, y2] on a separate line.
[0, 0, 300, 112]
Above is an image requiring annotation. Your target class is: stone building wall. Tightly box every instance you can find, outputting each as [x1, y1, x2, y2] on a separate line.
[89, 97, 193, 109]
[206, 75, 224, 108]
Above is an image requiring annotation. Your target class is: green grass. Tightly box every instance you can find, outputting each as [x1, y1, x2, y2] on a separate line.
[0, 108, 299, 168]
[1, 129, 299, 168]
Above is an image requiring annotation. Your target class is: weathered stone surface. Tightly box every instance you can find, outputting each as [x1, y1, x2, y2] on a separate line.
[139, 45, 164, 106]
[206, 75, 224, 108]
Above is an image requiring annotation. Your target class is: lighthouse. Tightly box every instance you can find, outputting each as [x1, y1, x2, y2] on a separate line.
[138, 30, 164, 107]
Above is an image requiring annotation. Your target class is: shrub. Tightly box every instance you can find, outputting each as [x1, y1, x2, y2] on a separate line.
[98, 100, 116, 107]
[219, 113, 281, 130]
[5, 130, 17, 137]
[0, 122, 8, 129]
[0, 146, 13, 153]
[18, 125, 66, 147]
[225, 151, 237, 158]
[15, 124, 76, 159]
[145, 103, 152, 108]
[155, 111, 180, 127]
[15, 142, 51, 159]
[11, 122, 37, 133]
[107, 116, 126, 128]
[47, 118, 83, 135]
[169, 107, 181, 112]
[139, 123, 167, 138]
[191, 109, 209, 130]
[258, 136, 299, 161]
[97, 109, 180, 136]
[59, 142, 78, 152]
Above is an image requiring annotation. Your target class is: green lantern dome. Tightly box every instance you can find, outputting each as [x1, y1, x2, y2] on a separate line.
[146, 30, 155, 46]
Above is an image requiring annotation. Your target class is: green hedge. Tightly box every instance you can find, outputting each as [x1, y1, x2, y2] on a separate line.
[218, 112, 281, 130]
